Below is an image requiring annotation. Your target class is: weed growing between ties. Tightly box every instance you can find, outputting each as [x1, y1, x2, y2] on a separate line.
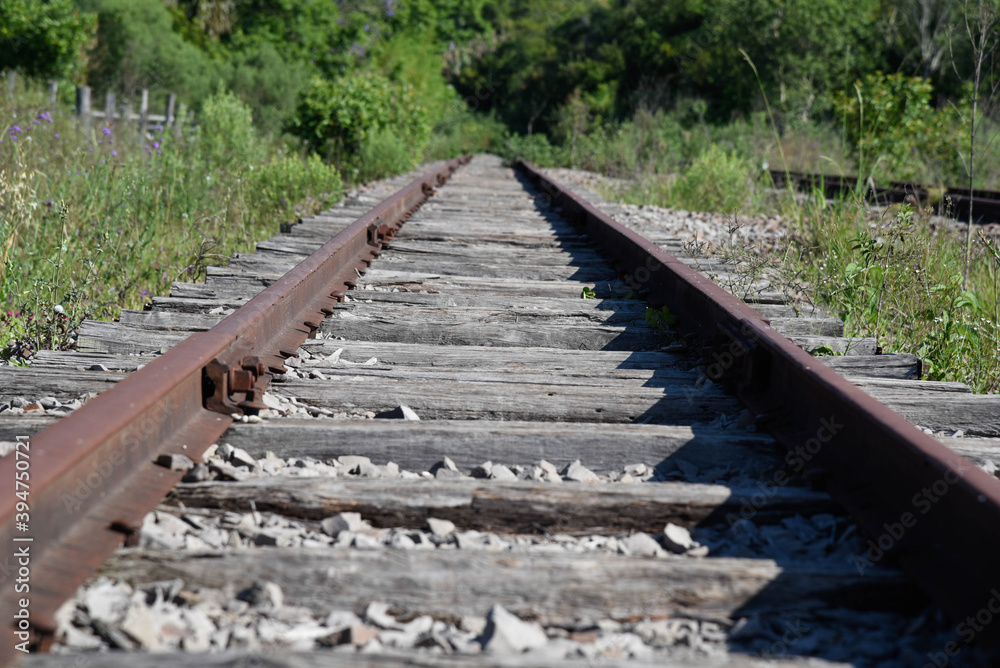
[0, 82, 342, 359]
[788, 199, 1000, 392]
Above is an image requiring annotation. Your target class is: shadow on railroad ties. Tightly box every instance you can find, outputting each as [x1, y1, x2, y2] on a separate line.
[514, 172, 971, 666]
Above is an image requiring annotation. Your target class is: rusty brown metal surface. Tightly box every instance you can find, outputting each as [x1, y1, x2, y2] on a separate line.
[0, 156, 470, 665]
[517, 159, 1000, 646]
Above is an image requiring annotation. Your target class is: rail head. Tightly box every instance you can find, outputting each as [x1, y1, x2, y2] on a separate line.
[516, 159, 1000, 645]
[0, 155, 471, 660]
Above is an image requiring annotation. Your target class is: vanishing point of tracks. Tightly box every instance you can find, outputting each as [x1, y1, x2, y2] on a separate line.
[3, 155, 1000, 667]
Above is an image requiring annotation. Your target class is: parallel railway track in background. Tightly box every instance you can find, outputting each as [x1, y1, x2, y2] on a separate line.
[2, 155, 1000, 666]
[769, 169, 1000, 224]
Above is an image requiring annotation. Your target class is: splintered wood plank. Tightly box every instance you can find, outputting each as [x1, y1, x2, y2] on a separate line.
[873, 394, 1000, 437]
[789, 336, 878, 356]
[276, 375, 744, 424]
[766, 317, 843, 338]
[935, 436, 1000, 467]
[170, 478, 834, 532]
[29, 350, 158, 372]
[817, 354, 920, 379]
[101, 548, 916, 623]
[318, 315, 657, 351]
[849, 378, 971, 394]
[0, 366, 123, 401]
[0, 414, 57, 440]
[293, 365, 698, 389]
[77, 320, 186, 354]
[218, 420, 783, 475]
[234, 254, 622, 283]
[301, 340, 684, 370]
[331, 300, 648, 324]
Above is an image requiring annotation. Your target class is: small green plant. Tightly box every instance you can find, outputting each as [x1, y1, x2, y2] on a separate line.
[580, 286, 596, 299]
[644, 305, 677, 343]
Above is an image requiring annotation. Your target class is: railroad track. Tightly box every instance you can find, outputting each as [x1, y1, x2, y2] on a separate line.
[769, 169, 1000, 225]
[2, 155, 1000, 666]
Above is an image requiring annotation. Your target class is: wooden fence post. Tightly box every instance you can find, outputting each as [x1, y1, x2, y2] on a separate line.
[120, 102, 132, 130]
[47, 80, 58, 108]
[173, 101, 187, 139]
[76, 86, 92, 131]
[139, 89, 149, 133]
[165, 93, 176, 127]
[104, 91, 116, 125]
[6, 71, 15, 99]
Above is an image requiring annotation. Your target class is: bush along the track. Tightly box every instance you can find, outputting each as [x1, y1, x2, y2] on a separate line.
[0, 84, 342, 359]
[787, 198, 999, 393]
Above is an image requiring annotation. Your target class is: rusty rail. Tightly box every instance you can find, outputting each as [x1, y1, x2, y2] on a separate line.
[770, 169, 1000, 224]
[0, 156, 470, 662]
[517, 159, 1000, 647]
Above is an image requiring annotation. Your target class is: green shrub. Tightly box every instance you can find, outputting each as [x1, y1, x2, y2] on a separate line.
[288, 73, 431, 168]
[834, 72, 967, 183]
[425, 102, 507, 160]
[501, 133, 565, 166]
[197, 88, 264, 171]
[355, 130, 415, 183]
[673, 145, 757, 213]
[251, 152, 342, 212]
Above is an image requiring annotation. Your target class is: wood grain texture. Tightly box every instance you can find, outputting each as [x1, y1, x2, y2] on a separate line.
[170, 478, 834, 531]
[100, 548, 916, 623]
[217, 419, 783, 474]
[276, 374, 741, 424]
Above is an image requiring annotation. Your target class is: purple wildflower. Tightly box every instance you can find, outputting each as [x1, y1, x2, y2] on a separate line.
[11, 125, 22, 133]
[102, 127, 111, 136]
[111, 150, 117, 157]
[154, 124, 163, 132]
[54, 134, 59, 139]
[153, 141, 160, 149]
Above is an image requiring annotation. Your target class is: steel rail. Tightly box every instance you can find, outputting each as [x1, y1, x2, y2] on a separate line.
[0, 155, 470, 663]
[518, 159, 1000, 647]
[770, 169, 1000, 223]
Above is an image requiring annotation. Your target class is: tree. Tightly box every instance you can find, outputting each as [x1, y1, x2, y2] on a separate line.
[0, 0, 95, 80]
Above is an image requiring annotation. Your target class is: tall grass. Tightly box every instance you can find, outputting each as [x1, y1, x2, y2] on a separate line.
[0, 81, 342, 357]
[787, 198, 999, 393]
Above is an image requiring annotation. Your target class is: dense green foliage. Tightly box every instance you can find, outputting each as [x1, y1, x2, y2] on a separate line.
[0, 0, 94, 80]
[834, 72, 968, 183]
[288, 74, 430, 170]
